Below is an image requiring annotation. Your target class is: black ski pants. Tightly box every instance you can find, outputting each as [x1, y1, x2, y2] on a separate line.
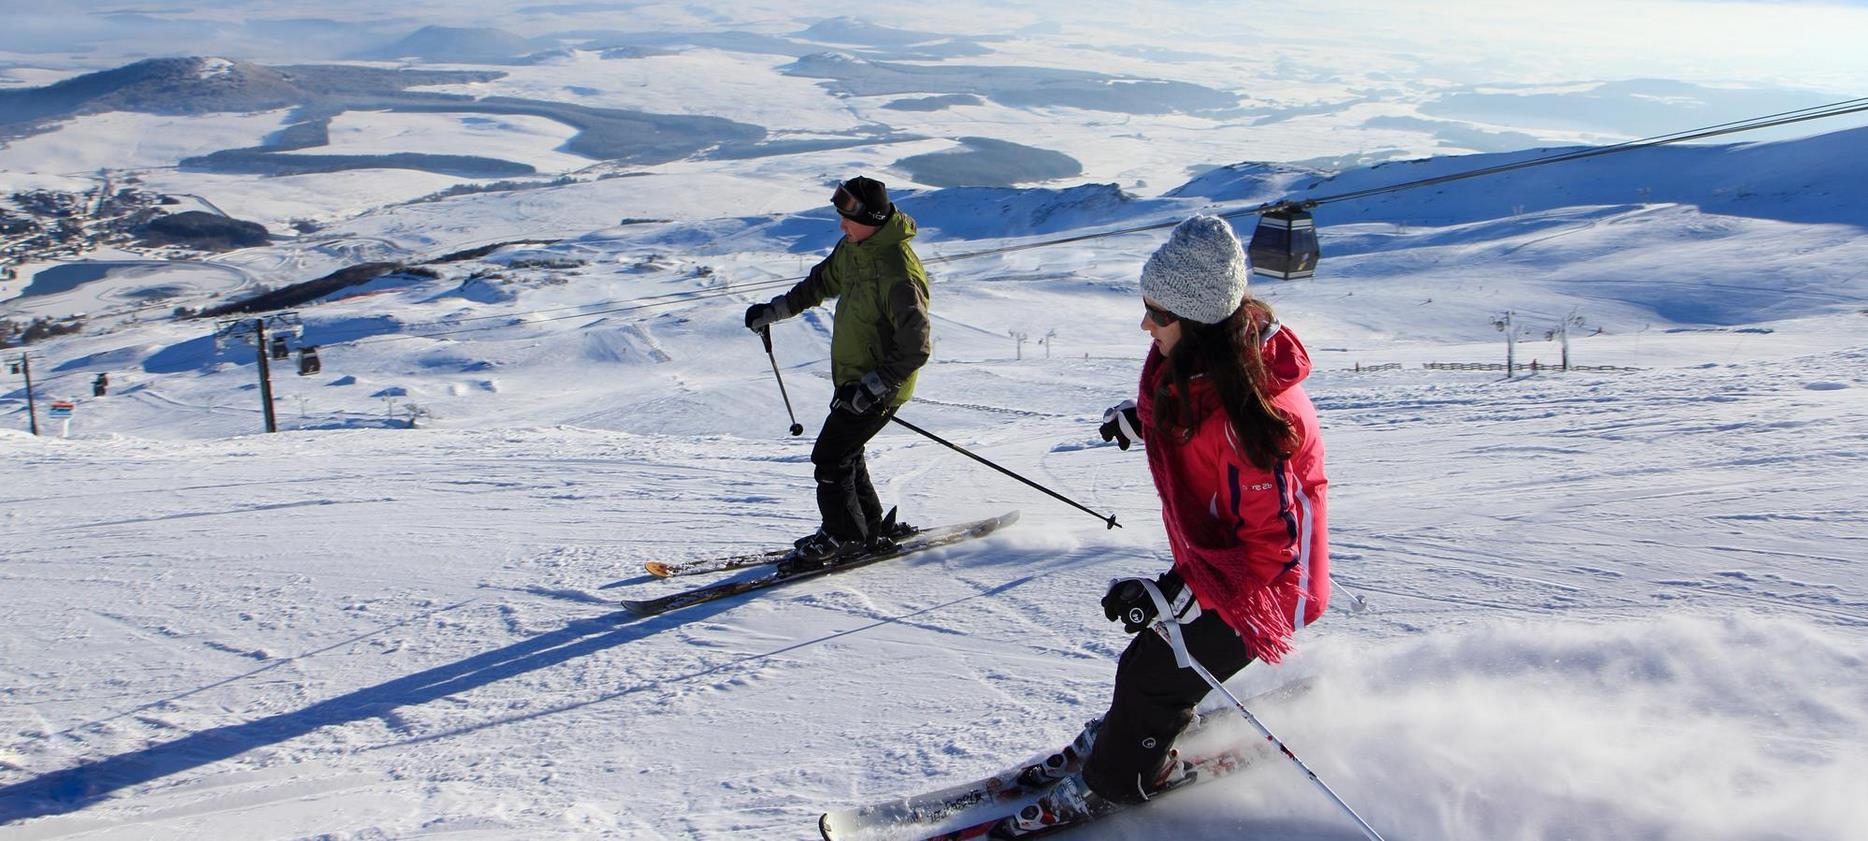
[1081, 609, 1255, 804]
[811, 406, 894, 542]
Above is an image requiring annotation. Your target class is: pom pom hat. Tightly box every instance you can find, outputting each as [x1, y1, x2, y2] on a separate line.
[1139, 215, 1250, 325]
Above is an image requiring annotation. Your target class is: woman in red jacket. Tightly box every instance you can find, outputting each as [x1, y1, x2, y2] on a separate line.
[1000, 215, 1330, 836]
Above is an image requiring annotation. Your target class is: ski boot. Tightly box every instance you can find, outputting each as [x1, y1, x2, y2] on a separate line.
[777, 529, 862, 576]
[993, 751, 1197, 837]
[1016, 718, 1101, 788]
[1145, 750, 1198, 795]
[863, 507, 919, 555]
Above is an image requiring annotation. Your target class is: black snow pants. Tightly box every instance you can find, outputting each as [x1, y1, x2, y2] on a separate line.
[1081, 609, 1255, 804]
[811, 406, 895, 542]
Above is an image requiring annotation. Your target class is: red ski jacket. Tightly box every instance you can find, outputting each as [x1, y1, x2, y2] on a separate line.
[1135, 320, 1330, 663]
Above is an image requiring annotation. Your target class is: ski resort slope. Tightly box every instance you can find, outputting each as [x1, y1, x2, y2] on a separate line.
[1, 339, 1863, 840]
[4, 132, 1868, 839]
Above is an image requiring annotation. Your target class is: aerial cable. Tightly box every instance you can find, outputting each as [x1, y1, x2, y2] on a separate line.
[1271, 97, 1868, 210]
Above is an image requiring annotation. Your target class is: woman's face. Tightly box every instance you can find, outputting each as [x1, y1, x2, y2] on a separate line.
[1141, 297, 1183, 356]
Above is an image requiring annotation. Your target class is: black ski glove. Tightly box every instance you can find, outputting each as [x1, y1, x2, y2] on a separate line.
[744, 296, 789, 333]
[831, 370, 895, 416]
[1102, 570, 1198, 633]
[1099, 400, 1141, 450]
[1090, 399, 1135, 450]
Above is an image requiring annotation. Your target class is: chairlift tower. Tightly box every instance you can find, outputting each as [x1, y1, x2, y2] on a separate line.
[1545, 309, 1588, 371]
[214, 312, 303, 434]
[1491, 311, 1522, 377]
[6, 352, 41, 435]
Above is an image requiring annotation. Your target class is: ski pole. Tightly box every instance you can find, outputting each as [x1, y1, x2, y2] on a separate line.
[889, 414, 1120, 529]
[1330, 575, 1373, 614]
[1136, 579, 1389, 841]
[759, 327, 805, 437]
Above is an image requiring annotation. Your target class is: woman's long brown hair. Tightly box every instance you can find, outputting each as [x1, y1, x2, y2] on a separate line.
[1152, 296, 1298, 470]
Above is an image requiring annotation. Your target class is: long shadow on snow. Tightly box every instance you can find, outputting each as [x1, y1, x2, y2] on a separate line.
[375, 572, 1046, 749]
[0, 599, 737, 825]
[0, 555, 1052, 825]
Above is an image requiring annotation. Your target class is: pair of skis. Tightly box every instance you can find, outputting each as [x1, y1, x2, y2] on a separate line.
[621, 512, 1020, 617]
[817, 681, 1312, 840]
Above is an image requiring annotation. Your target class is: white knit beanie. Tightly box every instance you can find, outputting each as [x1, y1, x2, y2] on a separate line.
[1139, 215, 1249, 325]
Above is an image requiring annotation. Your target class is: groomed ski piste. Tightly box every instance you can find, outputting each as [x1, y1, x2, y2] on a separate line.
[5, 34, 1868, 840]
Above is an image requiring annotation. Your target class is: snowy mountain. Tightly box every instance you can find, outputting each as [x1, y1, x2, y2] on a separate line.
[0, 58, 505, 140]
[2, 6, 1865, 840]
[354, 26, 551, 64]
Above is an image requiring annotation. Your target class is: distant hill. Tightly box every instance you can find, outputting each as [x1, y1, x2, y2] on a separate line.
[0, 58, 300, 128]
[793, 17, 995, 59]
[0, 57, 503, 139]
[353, 26, 549, 64]
[1174, 125, 1868, 229]
[137, 210, 271, 250]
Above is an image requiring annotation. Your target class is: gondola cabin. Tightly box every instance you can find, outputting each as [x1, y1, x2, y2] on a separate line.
[269, 334, 291, 360]
[1248, 205, 1320, 280]
[297, 346, 321, 376]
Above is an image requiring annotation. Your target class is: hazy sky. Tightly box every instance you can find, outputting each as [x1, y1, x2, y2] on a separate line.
[2, 0, 1864, 94]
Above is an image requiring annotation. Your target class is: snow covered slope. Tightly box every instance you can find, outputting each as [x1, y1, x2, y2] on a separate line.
[2, 42, 1866, 841]
[1, 337, 1862, 840]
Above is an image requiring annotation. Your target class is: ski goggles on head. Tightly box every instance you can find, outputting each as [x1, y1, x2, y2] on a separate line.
[1144, 301, 1180, 327]
[831, 184, 867, 220]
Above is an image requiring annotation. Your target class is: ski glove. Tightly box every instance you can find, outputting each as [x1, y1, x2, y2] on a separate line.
[831, 370, 895, 417]
[1099, 400, 1142, 450]
[1102, 570, 1200, 633]
[744, 295, 790, 333]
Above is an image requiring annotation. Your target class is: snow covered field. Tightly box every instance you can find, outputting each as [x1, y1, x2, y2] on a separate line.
[4, 4, 1868, 839]
[2, 324, 1863, 840]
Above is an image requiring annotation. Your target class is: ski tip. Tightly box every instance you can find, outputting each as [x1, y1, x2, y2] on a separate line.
[980, 510, 1021, 533]
[618, 599, 658, 617]
[818, 813, 833, 840]
[643, 562, 673, 578]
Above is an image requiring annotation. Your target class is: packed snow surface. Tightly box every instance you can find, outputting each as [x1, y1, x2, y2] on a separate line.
[2, 8, 1866, 838]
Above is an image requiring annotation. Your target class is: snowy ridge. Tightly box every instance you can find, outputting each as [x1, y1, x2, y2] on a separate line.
[1183, 125, 1868, 229]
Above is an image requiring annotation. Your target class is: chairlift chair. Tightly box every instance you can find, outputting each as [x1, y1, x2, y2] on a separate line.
[1248, 205, 1321, 280]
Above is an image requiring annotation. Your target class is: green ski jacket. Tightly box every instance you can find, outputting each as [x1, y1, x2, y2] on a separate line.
[778, 210, 931, 406]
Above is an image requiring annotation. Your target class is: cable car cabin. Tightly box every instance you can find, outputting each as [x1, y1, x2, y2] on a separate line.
[297, 346, 321, 376]
[1248, 206, 1320, 280]
[269, 334, 291, 360]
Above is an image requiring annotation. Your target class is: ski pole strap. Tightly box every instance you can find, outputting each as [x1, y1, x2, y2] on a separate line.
[1139, 577, 1195, 669]
[889, 415, 1121, 529]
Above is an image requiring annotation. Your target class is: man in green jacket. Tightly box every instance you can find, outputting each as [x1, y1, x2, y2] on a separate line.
[745, 176, 933, 569]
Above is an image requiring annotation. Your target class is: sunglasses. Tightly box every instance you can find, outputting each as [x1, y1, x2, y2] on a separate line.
[1144, 302, 1179, 327]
